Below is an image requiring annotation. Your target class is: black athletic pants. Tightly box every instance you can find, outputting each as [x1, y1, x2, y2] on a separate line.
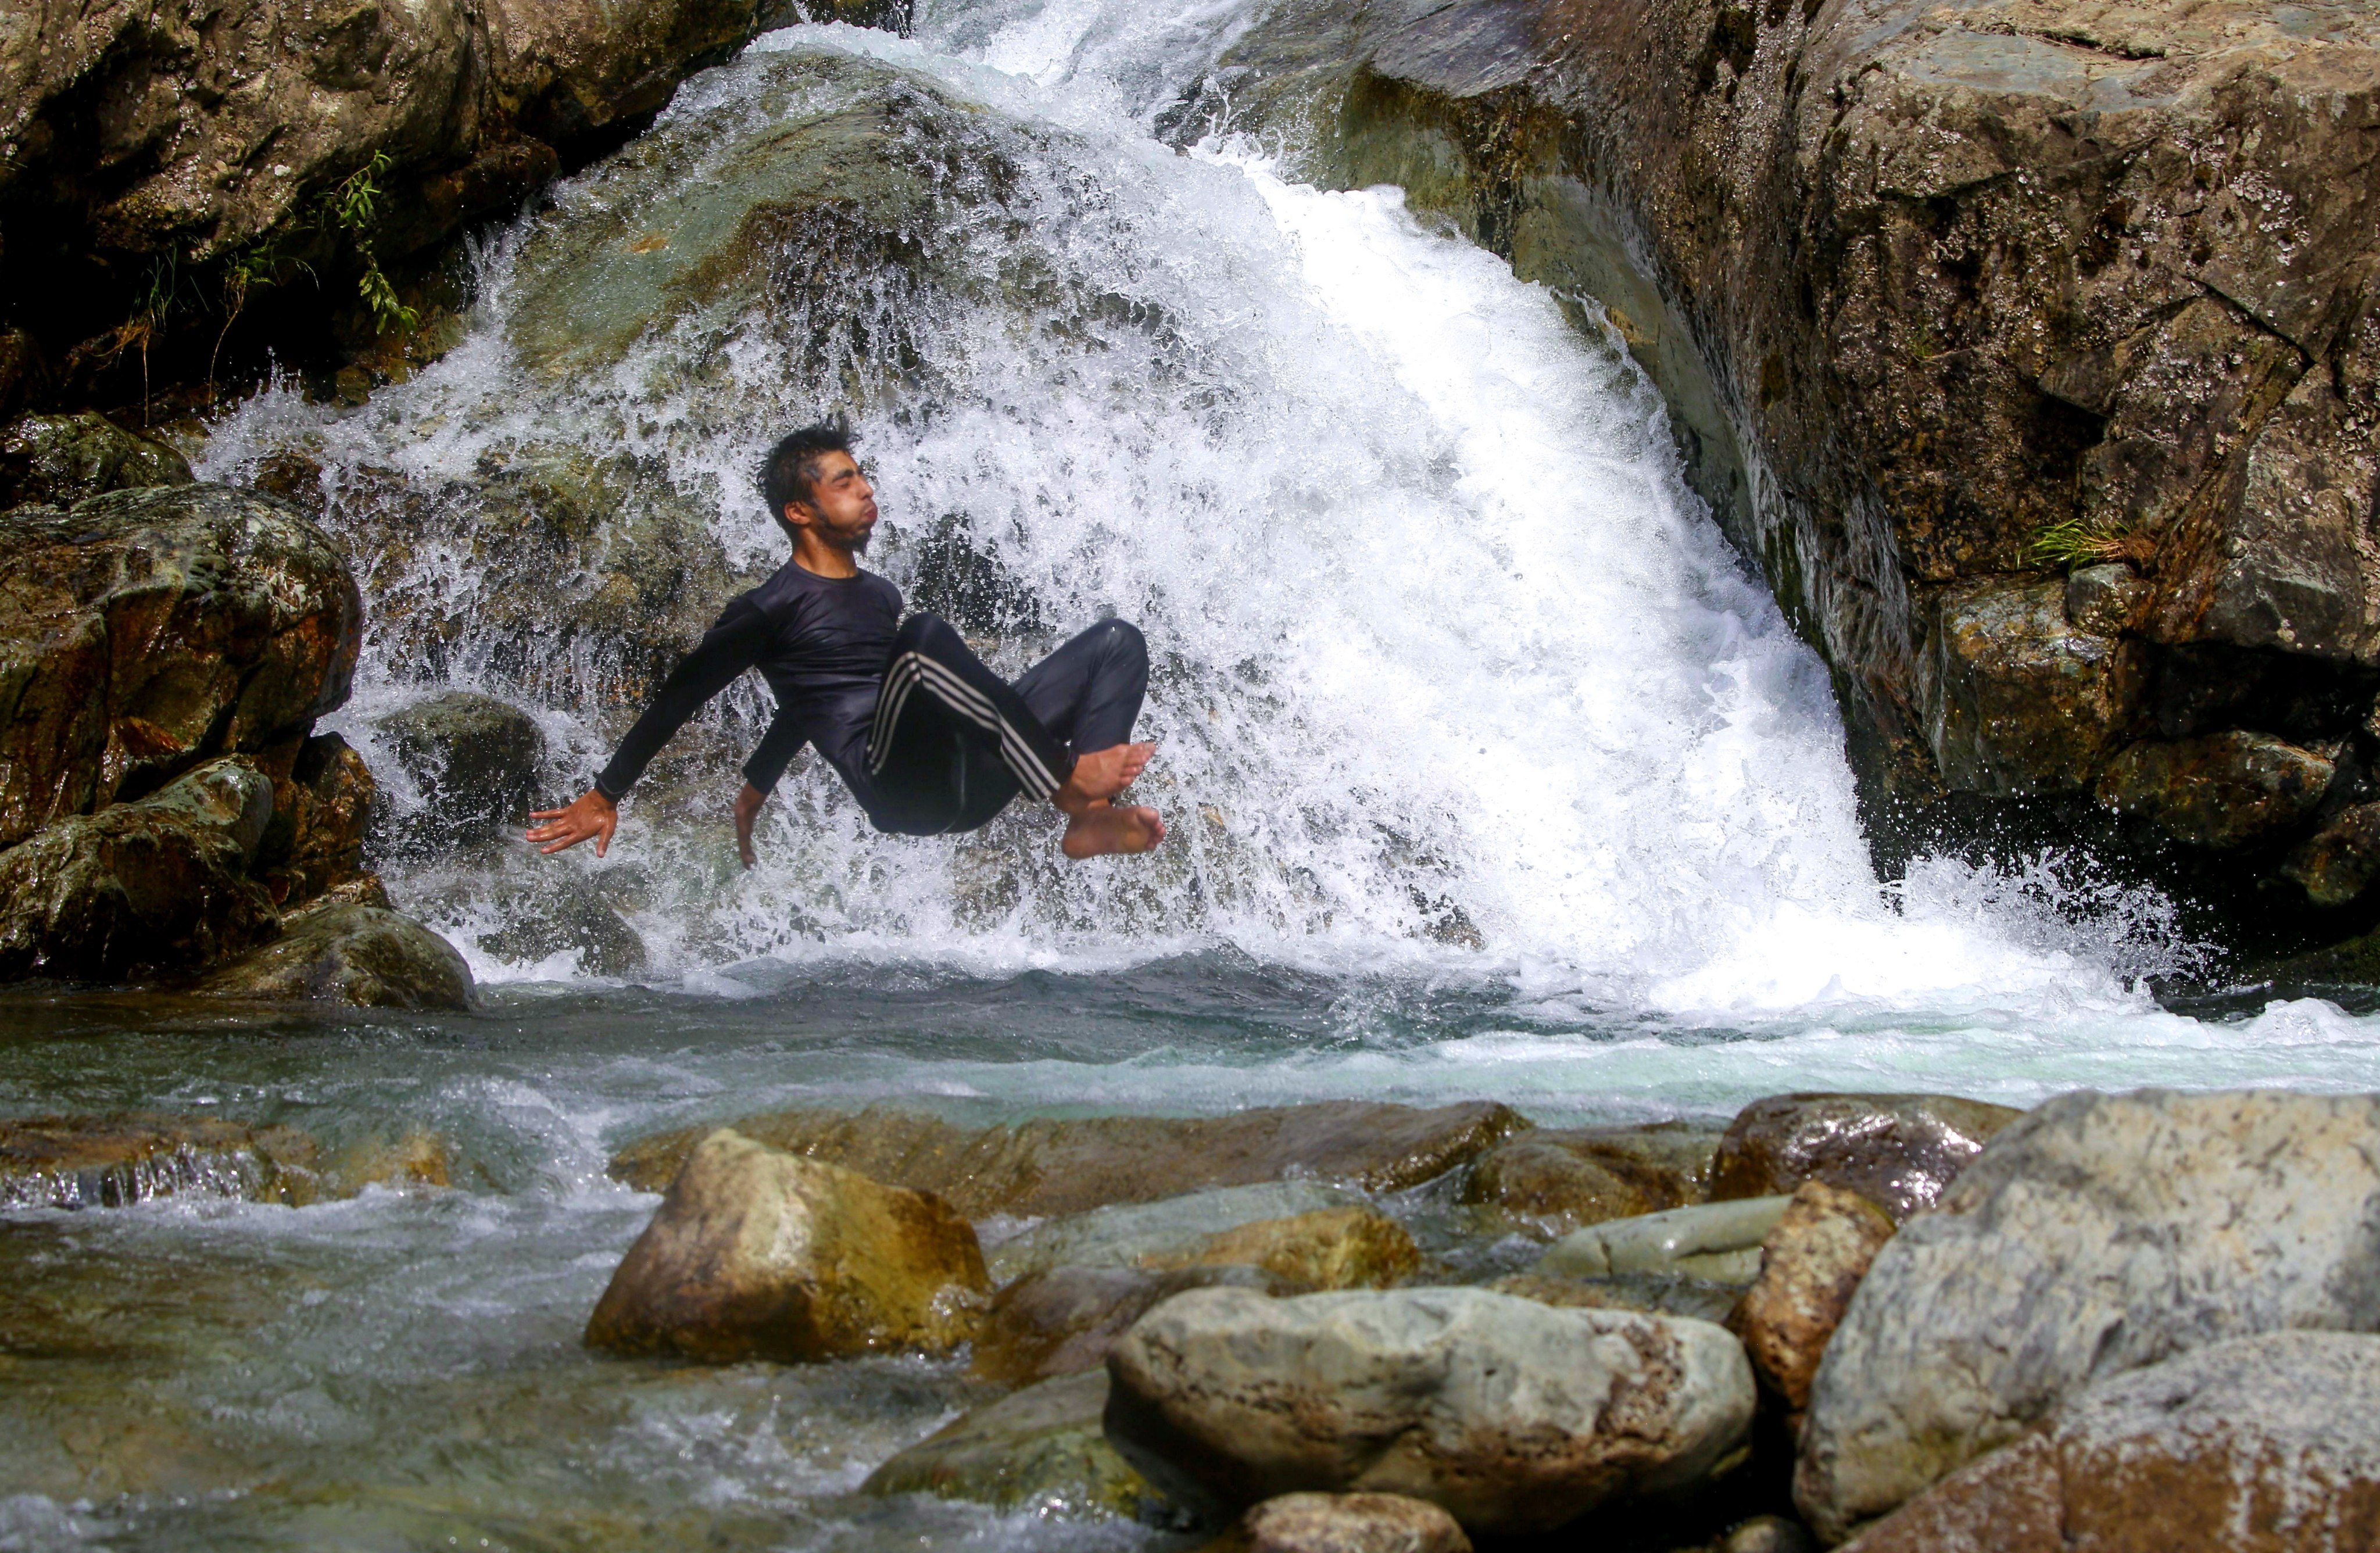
[862, 615, 1148, 836]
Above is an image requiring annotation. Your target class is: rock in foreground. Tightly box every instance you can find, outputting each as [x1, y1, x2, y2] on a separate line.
[194, 901, 474, 1010]
[1220, 1493, 1473, 1553]
[1796, 1089, 2380, 1540]
[585, 1129, 988, 1364]
[976, 1264, 1295, 1388]
[609, 1100, 1527, 1213]
[862, 1369, 1168, 1520]
[1841, 1333, 2380, 1552]
[1104, 1286, 1753, 1533]
[1727, 1183, 1894, 1420]
[1711, 1094, 2021, 1221]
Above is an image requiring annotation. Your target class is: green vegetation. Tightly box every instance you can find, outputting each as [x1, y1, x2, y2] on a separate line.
[319, 153, 421, 338]
[2027, 518, 2148, 571]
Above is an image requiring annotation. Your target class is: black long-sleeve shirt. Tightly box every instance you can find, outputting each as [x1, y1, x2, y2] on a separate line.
[593, 561, 904, 803]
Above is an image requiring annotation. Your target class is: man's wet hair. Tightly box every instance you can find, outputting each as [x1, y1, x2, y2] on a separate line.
[760, 419, 856, 525]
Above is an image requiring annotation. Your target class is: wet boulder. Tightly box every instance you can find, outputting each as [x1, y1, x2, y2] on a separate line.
[1218, 1493, 1473, 1553]
[977, 1264, 1297, 1388]
[1491, 1270, 1741, 1326]
[862, 1368, 1169, 1520]
[1533, 1196, 1791, 1285]
[585, 1128, 989, 1364]
[0, 484, 362, 850]
[0, 757, 280, 982]
[0, 413, 193, 508]
[253, 732, 376, 907]
[1918, 578, 2148, 797]
[1795, 1089, 2380, 1541]
[194, 900, 474, 1010]
[1104, 1286, 1754, 1533]
[477, 889, 647, 976]
[1839, 1333, 2380, 1553]
[1726, 1183, 1895, 1424]
[1710, 1094, 2022, 1223]
[985, 1182, 1406, 1285]
[2095, 731, 2335, 850]
[371, 691, 547, 853]
[607, 1100, 1527, 1214]
[1459, 1119, 1722, 1237]
[2281, 800, 2380, 907]
[2061, 566, 2148, 639]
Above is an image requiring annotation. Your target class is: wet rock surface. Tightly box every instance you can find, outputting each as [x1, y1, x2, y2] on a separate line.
[254, 732, 377, 908]
[2096, 729, 2336, 849]
[609, 1100, 1527, 1214]
[0, 413, 192, 508]
[1534, 1195, 1790, 1284]
[976, 1264, 1296, 1389]
[371, 692, 548, 853]
[1459, 1119, 1722, 1237]
[0, 484, 362, 851]
[193, 900, 475, 1010]
[1795, 1089, 2380, 1540]
[1104, 1286, 1754, 1533]
[585, 1128, 990, 1364]
[1217, 1492, 1474, 1553]
[0, 1112, 448, 1207]
[1920, 578, 2146, 797]
[1492, 1270, 1742, 1326]
[1839, 1332, 2380, 1553]
[2282, 800, 2380, 906]
[1727, 1183, 1895, 1421]
[985, 1182, 1379, 1284]
[1710, 1094, 2022, 1222]
[862, 1368, 1169, 1520]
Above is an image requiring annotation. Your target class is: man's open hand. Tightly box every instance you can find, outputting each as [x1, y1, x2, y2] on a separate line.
[528, 789, 618, 856]
[734, 782, 766, 870]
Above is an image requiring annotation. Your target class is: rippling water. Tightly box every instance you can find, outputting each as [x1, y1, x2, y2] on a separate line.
[12, 0, 2380, 1545]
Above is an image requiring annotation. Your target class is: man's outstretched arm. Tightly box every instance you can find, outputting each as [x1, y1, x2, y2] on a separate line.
[529, 600, 772, 856]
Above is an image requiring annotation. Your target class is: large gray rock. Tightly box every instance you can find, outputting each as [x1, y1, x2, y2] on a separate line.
[0, 484, 361, 850]
[1104, 1286, 1754, 1534]
[1795, 1089, 2380, 1543]
[194, 901, 474, 1010]
[1840, 1333, 2380, 1553]
[861, 1368, 1168, 1521]
[0, 756, 280, 982]
[1712, 1093, 2023, 1223]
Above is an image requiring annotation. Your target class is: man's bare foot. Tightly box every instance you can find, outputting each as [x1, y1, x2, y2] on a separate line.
[1061, 802, 1165, 858]
[1057, 742, 1155, 808]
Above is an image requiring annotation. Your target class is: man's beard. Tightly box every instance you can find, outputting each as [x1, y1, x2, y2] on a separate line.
[846, 525, 873, 553]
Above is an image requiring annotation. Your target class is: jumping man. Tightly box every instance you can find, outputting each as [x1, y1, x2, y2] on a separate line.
[527, 423, 1165, 864]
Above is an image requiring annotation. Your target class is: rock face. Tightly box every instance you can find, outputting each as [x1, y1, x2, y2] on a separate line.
[1727, 1183, 1895, 1421]
[1535, 1196, 1791, 1284]
[1225, 1493, 1474, 1553]
[608, 1100, 1528, 1213]
[0, 484, 362, 850]
[1795, 1089, 2380, 1541]
[2096, 729, 2336, 848]
[371, 691, 547, 853]
[861, 1369, 1168, 1521]
[584, 1129, 989, 1364]
[976, 1264, 1295, 1388]
[1710, 1094, 2022, 1222]
[1104, 1286, 1755, 1534]
[253, 732, 376, 907]
[1840, 1333, 2380, 1553]
[0, 756, 281, 981]
[1461, 1119, 1723, 1237]
[0, 413, 193, 507]
[194, 900, 474, 1010]
[1213, 0, 2380, 909]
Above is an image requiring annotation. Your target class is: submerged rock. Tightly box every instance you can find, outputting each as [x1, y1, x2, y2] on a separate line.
[862, 1368, 1169, 1520]
[2096, 731, 2336, 849]
[977, 1264, 1295, 1388]
[0, 484, 362, 851]
[1104, 1286, 1754, 1533]
[585, 1129, 989, 1364]
[1219, 1492, 1473, 1553]
[0, 413, 193, 508]
[371, 692, 547, 853]
[1839, 1333, 2380, 1553]
[0, 1113, 448, 1207]
[1727, 1183, 1895, 1420]
[608, 1100, 1527, 1214]
[1795, 1089, 2380, 1541]
[1533, 1196, 1791, 1284]
[1710, 1093, 2022, 1222]
[477, 890, 647, 976]
[1459, 1119, 1722, 1237]
[0, 757, 280, 982]
[193, 901, 474, 1010]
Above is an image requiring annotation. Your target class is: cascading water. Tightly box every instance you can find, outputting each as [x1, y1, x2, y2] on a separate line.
[10, 2, 2380, 1549]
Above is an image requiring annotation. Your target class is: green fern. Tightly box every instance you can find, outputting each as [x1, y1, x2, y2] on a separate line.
[320, 153, 419, 337]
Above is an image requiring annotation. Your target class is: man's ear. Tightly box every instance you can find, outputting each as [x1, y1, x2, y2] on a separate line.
[780, 500, 812, 531]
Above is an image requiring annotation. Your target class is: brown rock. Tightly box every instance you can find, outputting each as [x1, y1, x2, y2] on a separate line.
[584, 1129, 989, 1364]
[0, 412, 193, 508]
[0, 484, 361, 851]
[1154, 1206, 1421, 1292]
[976, 1264, 1295, 1388]
[1221, 1492, 1474, 1553]
[192, 901, 474, 1010]
[1710, 1094, 2022, 1222]
[1919, 578, 2147, 797]
[607, 1100, 1529, 1215]
[1838, 1333, 2380, 1553]
[2281, 800, 2380, 907]
[2096, 731, 2336, 849]
[861, 1368, 1166, 1520]
[1460, 1119, 1722, 1237]
[255, 732, 375, 907]
[1727, 1182, 1894, 1419]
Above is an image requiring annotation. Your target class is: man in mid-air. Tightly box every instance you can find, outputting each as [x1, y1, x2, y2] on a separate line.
[527, 422, 1165, 864]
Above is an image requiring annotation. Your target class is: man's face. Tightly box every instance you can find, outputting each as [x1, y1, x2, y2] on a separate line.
[787, 451, 879, 552]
